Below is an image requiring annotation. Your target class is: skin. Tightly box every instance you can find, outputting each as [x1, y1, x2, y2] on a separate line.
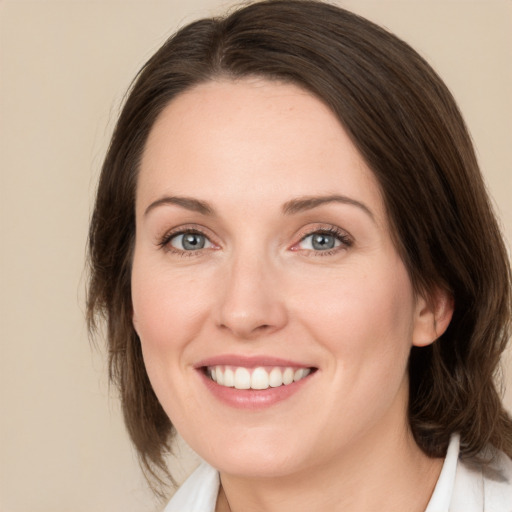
[132, 78, 453, 511]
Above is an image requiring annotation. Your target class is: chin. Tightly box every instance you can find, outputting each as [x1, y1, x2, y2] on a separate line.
[191, 429, 314, 478]
[211, 454, 304, 479]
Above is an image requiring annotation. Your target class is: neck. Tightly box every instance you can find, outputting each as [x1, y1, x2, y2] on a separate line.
[216, 425, 442, 512]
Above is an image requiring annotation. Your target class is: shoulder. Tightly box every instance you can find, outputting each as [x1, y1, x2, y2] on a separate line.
[163, 461, 220, 512]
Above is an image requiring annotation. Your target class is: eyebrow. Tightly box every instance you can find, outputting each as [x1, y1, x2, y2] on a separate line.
[144, 196, 214, 216]
[144, 193, 374, 221]
[282, 194, 375, 220]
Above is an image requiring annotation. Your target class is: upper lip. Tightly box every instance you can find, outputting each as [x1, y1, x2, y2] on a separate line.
[194, 354, 315, 369]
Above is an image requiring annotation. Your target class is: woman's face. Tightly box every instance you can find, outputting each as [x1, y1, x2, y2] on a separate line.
[132, 78, 436, 477]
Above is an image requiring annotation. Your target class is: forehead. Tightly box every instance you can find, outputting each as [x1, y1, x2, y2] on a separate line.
[138, 78, 385, 223]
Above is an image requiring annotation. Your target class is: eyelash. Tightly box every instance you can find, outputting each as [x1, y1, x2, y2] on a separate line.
[293, 226, 353, 256]
[158, 227, 213, 257]
[158, 225, 353, 257]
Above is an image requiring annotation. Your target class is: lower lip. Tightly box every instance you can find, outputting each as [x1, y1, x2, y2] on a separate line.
[198, 369, 314, 409]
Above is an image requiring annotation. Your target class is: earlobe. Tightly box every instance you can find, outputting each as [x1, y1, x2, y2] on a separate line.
[412, 289, 454, 347]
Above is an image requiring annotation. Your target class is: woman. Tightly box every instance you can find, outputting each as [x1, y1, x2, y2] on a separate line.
[87, 0, 512, 510]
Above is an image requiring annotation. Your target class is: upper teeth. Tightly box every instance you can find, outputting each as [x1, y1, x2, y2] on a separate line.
[208, 366, 311, 390]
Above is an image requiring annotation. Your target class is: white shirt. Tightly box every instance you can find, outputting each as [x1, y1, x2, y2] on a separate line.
[164, 434, 512, 511]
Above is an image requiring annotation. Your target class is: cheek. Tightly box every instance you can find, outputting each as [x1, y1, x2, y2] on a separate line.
[293, 260, 416, 365]
[131, 256, 213, 368]
[130, 256, 214, 415]
[131, 260, 226, 437]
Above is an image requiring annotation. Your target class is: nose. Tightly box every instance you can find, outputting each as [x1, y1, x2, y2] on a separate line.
[216, 253, 288, 340]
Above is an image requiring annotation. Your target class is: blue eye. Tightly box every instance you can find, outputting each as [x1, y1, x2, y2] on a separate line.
[296, 229, 352, 252]
[170, 232, 212, 251]
[299, 232, 340, 251]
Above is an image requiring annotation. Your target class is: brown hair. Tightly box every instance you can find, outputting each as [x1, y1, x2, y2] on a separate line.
[87, 0, 512, 491]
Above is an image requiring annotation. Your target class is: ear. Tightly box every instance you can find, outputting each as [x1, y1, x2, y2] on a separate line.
[412, 288, 454, 347]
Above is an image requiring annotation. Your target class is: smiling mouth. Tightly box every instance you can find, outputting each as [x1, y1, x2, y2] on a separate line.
[204, 365, 315, 390]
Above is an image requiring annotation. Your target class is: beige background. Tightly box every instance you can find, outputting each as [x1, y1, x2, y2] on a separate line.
[1, 1, 511, 511]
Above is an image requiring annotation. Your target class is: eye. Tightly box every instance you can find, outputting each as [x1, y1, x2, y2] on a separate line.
[299, 232, 341, 251]
[292, 227, 353, 254]
[168, 231, 213, 251]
